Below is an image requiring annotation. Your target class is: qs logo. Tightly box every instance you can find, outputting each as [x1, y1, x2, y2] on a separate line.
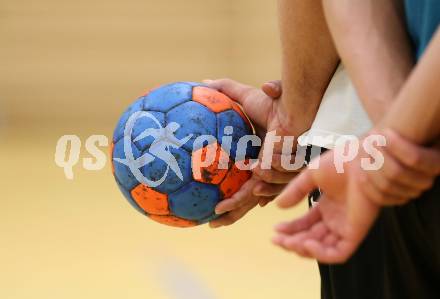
[113, 111, 193, 187]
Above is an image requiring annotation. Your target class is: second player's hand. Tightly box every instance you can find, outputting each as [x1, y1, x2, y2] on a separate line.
[272, 129, 440, 263]
[273, 145, 380, 264]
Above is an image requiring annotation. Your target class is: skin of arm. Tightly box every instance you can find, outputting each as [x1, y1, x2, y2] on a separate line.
[278, 0, 339, 134]
[380, 29, 440, 141]
[323, 0, 414, 123]
[250, 0, 340, 187]
[273, 29, 440, 263]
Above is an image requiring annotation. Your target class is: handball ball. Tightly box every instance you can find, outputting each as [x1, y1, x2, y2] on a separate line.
[111, 82, 259, 227]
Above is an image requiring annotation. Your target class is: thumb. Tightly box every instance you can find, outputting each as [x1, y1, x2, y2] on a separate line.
[276, 168, 317, 208]
[261, 80, 282, 99]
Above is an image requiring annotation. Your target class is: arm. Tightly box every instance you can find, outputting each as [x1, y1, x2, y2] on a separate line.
[320, 0, 439, 204]
[381, 29, 440, 142]
[278, 0, 339, 134]
[273, 29, 440, 263]
[323, 0, 414, 123]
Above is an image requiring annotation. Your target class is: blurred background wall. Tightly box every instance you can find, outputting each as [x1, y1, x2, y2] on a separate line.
[0, 1, 319, 299]
[1, 0, 281, 129]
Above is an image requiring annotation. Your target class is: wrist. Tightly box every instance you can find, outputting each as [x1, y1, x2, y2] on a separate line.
[276, 101, 315, 137]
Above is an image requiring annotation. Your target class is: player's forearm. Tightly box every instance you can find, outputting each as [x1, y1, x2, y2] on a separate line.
[323, 0, 414, 123]
[278, 0, 339, 135]
[381, 29, 440, 144]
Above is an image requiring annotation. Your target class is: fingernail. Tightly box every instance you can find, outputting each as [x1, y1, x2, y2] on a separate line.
[266, 82, 279, 92]
[215, 206, 226, 215]
[202, 79, 213, 84]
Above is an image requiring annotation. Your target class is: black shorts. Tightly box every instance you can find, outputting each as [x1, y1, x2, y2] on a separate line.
[305, 145, 440, 299]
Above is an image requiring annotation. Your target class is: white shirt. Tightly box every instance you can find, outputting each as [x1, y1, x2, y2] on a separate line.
[299, 64, 373, 149]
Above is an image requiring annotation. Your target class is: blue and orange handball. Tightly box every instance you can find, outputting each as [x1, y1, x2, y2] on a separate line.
[111, 82, 259, 227]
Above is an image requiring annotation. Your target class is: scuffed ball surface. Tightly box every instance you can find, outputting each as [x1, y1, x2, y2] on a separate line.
[111, 82, 258, 227]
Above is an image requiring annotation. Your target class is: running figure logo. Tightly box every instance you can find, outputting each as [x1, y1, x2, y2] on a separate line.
[113, 111, 192, 187]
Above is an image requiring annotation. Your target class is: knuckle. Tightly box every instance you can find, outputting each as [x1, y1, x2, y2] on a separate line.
[230, 200, 243, 210]
[256, 169, 273, 182]
[262, 171, 274, 182]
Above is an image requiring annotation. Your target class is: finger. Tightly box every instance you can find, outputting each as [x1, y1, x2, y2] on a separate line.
[253, 166, 295, 184]
[270, 153, 304, 173]
[384, 129, 440, 175]
[274, 206, 321, 234]
[253, 181, 286, 197]
[360, 177, 410, 206]
[258, 197, 274, 207]
[261, 80, 282, 99]
[276, 169, 318, 208]
[214, 179, 257, 214]
[307, 222, 329, 240]
[210, 200, 258, 228]
[273, 222, 329, 258]
[322, 234, 339, 247]
[379, 151, 435, 191]
[367, 165, 426, 200]
[206, 79, 271, 129]
[303, 238, 355, 264]
[272, 232, 313, 258]
[204, 78, 253, 106]
[289, 223, 329, 258]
